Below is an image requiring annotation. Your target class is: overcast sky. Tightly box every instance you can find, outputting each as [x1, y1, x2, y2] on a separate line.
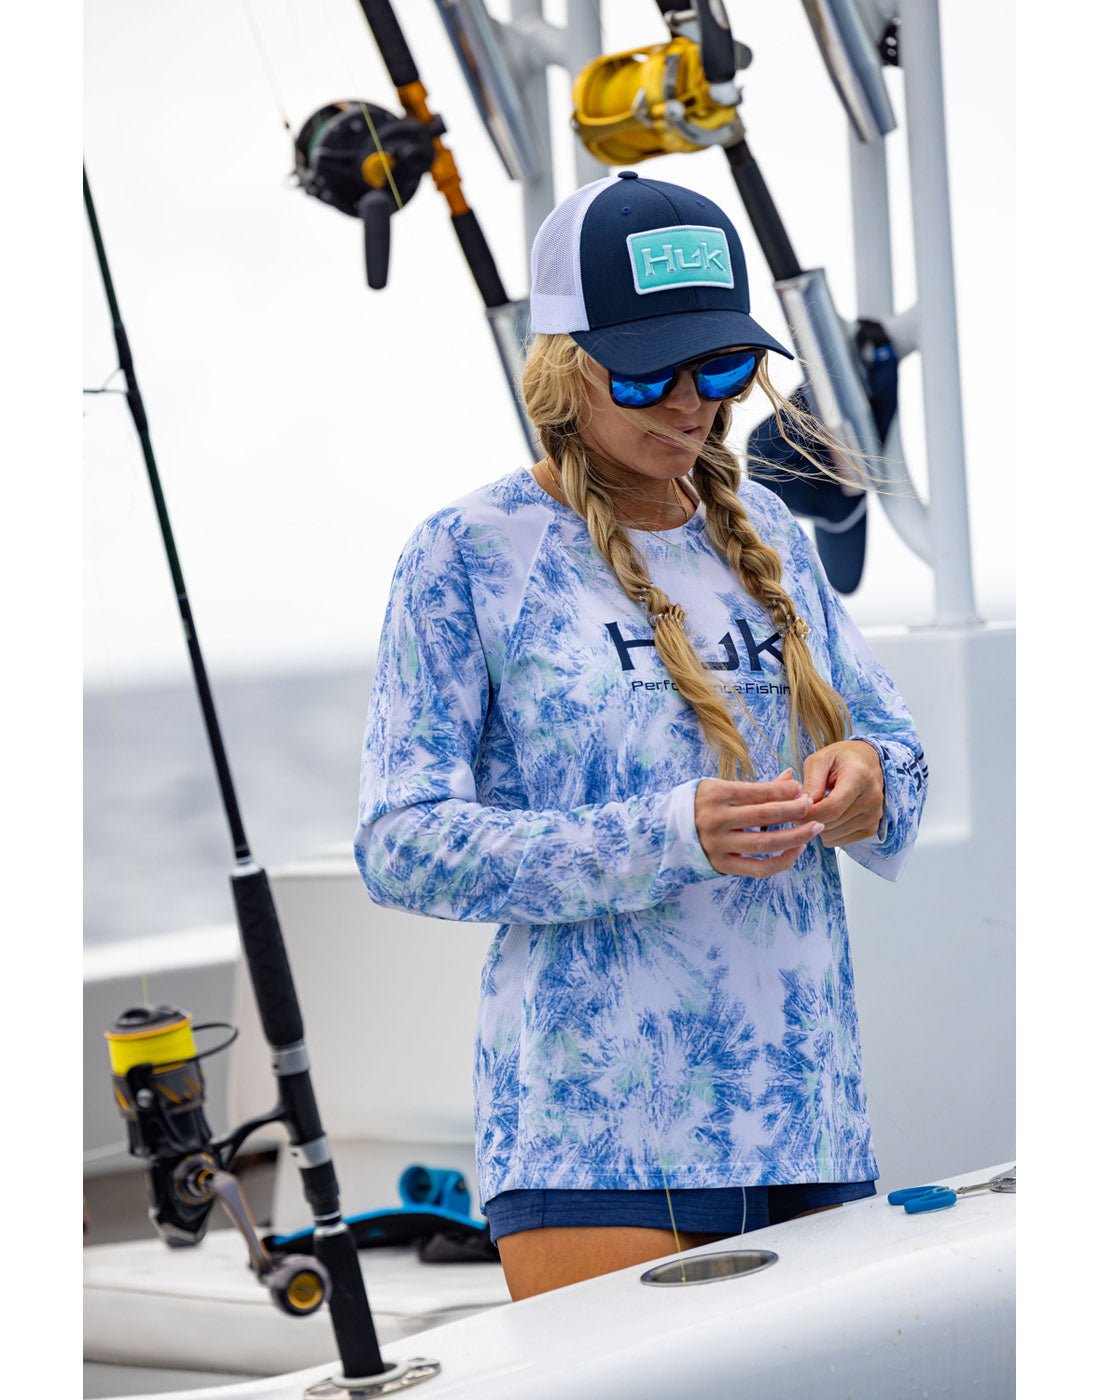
[82, 0, 1014, 687]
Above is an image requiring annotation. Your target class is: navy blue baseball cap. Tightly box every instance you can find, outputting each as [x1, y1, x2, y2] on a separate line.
[529, 172, 793, 375]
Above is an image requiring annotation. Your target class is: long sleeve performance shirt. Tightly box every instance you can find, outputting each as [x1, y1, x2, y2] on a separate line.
[356, 467, 927, 1205]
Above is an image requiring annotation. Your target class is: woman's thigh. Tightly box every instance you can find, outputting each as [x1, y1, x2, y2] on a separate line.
[497, 1225, 726, 1300]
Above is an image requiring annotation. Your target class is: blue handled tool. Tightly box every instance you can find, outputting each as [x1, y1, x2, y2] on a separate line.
[888, 1167, 1015, 1215]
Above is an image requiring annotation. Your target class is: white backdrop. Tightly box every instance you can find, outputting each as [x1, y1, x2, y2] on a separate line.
[83, 0, 1014, 685]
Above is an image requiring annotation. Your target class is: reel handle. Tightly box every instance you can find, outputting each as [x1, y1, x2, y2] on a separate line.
[654, 1, 738, 88]
[180, 1161, 333, 1315]
[358, 191, 393, 289]
[693, 0, 737, 86]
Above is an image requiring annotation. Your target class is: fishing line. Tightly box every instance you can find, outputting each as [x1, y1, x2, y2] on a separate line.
[310, 0, 407, 210]
[84, 367, 125, 397]
[235, 0, 405, 221]
[82, 390, 156, 1009]
[283, 0, 318, 99]
[597, 873, 688, 1275]
[85, 164, 390, 1379]
[238, 0, 296, 139]
[238, 0, 401, 218]
[84, 1140, 133, 1165]
[358, 101, 405, 209]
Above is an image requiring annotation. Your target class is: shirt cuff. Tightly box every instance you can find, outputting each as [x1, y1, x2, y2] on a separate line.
[850, 735, 890, 844]
[664, 777, 723, 880]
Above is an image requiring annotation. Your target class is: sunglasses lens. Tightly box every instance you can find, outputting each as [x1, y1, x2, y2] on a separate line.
[609, 369, 677, 408]
[696, 351, 758, 399]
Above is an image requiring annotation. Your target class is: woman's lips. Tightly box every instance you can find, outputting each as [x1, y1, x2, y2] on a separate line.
[647, 425, 701, 445]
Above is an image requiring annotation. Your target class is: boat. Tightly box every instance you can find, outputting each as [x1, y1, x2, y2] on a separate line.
[83, 2, 1015, 1396]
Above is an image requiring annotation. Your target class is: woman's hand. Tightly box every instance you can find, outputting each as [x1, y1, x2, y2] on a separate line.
[801, 741, 884, 848]
[694, 772, 824, 877]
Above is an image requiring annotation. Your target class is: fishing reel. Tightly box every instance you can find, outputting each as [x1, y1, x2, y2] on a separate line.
[295, 100, 439, 289]
[572, 3, 752, 164]
[105, 1004, 331, 1318]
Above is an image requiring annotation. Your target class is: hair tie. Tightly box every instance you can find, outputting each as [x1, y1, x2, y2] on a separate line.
[648, 603, 686, 629]
[776, 615, 809, 641]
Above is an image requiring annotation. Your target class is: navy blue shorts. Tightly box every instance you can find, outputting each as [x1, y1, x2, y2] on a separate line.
[483, 1181, 876, 1244]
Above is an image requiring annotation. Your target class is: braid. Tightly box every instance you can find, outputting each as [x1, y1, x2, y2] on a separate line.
[525, 334, 851, 780]
[694, 406, 851, 763]
[545, 428, 755, 780]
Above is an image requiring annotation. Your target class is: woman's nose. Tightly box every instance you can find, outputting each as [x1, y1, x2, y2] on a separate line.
[664, 368, 702, 409]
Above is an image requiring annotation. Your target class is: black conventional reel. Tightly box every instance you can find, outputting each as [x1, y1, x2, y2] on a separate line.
[295, 100, 439, 289]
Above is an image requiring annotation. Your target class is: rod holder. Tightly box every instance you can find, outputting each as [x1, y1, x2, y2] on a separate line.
[774, 267, 879, 484]
[485, 298, 539, 458]
[801, 0, 896, 142]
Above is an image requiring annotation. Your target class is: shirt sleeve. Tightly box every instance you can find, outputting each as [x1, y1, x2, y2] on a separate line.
[355, 515, 722, 924]
[799, 529, 929, 883]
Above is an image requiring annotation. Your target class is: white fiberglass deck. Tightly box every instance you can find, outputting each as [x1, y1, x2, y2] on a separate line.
[85, 1161, 1014, 1400]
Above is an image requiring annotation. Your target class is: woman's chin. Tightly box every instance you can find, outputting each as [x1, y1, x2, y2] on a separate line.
[642, 436, 700, 465]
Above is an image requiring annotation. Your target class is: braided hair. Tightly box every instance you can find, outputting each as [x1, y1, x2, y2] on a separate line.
[522, 334, 851, 779]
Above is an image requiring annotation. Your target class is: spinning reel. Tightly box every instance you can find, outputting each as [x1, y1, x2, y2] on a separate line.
[295, 100, 439, 289]
[105, 1004, 330, 1319]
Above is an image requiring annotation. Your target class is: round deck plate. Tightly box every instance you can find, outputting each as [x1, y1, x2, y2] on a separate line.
[640, 1249, 779, 1287]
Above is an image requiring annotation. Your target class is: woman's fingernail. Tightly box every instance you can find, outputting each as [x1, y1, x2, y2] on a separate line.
[810, 823, 825, 835]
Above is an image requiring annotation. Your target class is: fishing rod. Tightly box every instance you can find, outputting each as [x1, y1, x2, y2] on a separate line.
[84, 166, 439, 1394]
[572, 0, 884, 485]
[292, 0, 534, 449]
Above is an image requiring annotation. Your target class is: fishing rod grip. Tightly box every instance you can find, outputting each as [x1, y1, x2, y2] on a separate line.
[452, 210, 508, 309]
[358, 0, 419, 88]
[315, 1227, 387, 1376]
[724, 140, 801, 283]
[230, 866, 304, 1048]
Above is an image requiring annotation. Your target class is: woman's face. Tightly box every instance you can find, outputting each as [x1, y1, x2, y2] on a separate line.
[578, 358, 726, 486]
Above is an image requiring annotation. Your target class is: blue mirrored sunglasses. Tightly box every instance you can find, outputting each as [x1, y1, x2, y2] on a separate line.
[608, 349, 762, 409]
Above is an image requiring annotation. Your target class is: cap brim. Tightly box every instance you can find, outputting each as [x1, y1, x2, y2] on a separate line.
[572, 308, 794, 375]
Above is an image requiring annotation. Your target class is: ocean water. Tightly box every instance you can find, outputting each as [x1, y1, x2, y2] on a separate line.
[83, 665, 374, 946]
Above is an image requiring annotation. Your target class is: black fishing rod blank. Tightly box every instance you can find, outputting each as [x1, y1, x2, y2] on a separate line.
[350, 0, 535, 452]
[85, 166, 437, 1389]
[644, 0, 880, 475]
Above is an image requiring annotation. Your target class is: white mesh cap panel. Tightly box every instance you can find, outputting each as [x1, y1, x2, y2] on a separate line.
[528, 177, 619, 333]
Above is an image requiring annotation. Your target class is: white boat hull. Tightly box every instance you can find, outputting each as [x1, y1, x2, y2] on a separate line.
[84, 1162, 1014, 1399]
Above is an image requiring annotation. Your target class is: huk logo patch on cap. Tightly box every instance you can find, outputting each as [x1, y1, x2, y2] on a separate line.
[627, 225, 734, 295]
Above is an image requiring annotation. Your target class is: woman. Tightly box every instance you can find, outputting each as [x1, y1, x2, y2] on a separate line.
[355, 174, 927, 1301]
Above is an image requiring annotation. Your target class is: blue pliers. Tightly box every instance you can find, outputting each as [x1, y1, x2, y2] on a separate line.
[888, 1167, 1016, 1214]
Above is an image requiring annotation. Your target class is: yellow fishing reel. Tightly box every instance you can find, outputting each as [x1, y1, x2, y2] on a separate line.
[573, 31, 750, 166]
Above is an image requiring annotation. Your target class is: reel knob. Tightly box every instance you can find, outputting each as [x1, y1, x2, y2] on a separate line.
[264, 1255, 332, 1317]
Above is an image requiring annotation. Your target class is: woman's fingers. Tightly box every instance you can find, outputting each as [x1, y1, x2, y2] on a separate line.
[717, 843, 809, 879]
[705, 821, 823, 874]
[724, 820, 824, 857]
[819, 814, 879, 847]
[696, 781, 813, 829]
[723, 794, 815, 830]
[722, 778, 803, 805]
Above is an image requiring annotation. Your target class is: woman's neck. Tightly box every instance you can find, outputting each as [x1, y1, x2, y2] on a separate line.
[532, 458, 697, 531]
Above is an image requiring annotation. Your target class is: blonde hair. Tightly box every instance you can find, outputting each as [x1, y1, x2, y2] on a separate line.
[521, 333, 851, 780]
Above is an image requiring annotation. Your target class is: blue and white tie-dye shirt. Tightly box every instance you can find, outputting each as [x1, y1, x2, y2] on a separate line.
[356, 467, 927, 1204]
